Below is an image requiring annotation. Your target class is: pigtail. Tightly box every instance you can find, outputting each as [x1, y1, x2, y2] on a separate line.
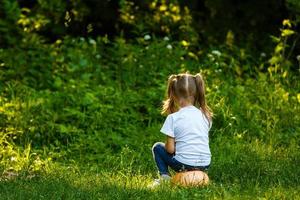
[162, 75, 178, 115]
[194, 73, 213, 123]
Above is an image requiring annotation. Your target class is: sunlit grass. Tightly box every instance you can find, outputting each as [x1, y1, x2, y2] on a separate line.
[1, 136, 299, 199]
[1, 169, 299, 199]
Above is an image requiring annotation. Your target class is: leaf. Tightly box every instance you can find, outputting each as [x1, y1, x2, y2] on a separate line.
[53, 77, 62, 88]
[282, 19, 292, 28]
[275, 43, 284, 54]
[281, 29, 295, 37]
[59, 124, 68, 133]
[82, 92, 96, 106]
[282, 71, 288, 78]
[79, 59, 88, 67]
[269, 56, 281, 65]
[270, 35, 280, 43]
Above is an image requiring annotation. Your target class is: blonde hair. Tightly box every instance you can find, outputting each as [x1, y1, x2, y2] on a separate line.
[162, 72, 213, 122]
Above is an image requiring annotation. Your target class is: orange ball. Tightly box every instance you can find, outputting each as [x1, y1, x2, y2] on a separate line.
[171, 170, 209, 187]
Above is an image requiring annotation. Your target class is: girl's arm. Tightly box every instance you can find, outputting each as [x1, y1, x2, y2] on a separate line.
[165, 136, 175, 154]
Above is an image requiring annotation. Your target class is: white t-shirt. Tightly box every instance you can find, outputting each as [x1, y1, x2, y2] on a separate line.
[160, 105, 211, 166]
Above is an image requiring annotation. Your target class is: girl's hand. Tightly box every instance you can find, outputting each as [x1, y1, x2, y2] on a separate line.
[165, 136, 175, 154]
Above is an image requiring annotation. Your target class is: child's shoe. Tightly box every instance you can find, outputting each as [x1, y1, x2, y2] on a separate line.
[148, 174, 171, 189]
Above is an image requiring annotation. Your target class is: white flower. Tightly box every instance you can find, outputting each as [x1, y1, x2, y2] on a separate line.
[211, 50, 221, 57]
[260, 52, 266, 57]
[95, 54, 101, 59]
[80, 37, 85, 42]
[11, 157, 17, 161]
[297, 55, 300, 61]
[89, 38, 96, 45]
[163, 36, 170, 41]
[144, 35, 151, 40]
[166, 44, 172, 50]
[208, 54, 214, 60]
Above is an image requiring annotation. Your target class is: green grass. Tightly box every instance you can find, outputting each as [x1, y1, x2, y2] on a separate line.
[1, 170, 299, 200]
[1, 135, 299, 200]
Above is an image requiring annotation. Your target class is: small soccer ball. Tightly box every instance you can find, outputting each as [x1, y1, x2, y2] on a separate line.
[171, 170, 209, 187]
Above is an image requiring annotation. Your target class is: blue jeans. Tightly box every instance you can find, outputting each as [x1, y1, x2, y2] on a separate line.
[152, 142, 210, 176]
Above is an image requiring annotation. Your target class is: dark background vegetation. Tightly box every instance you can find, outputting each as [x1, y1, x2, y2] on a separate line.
[0, 1, 297, 42]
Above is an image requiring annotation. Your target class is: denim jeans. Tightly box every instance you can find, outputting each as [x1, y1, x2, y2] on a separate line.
[152, 142, 210, 176]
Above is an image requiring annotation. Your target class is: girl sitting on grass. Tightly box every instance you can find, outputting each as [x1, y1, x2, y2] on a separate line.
[151, 72, 213, 186]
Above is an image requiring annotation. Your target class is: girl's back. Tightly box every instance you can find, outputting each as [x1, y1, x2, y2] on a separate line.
[161, 105, 211, 167]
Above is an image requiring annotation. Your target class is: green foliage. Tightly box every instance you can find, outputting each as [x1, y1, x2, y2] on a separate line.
[0, 1, 300, 198]
[0, 36, 186, 163]
[1, 30, 299, 168]
[0, 130, 51, 178]
[119, 0, 199, 45]
[0, 0, 22, 46]
[286, 0, 300, 21]
[268, 19, 299, 75]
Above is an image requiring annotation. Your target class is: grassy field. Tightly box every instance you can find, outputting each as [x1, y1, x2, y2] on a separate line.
[1, 172, 299, 200]
[1, 132, 299, 200]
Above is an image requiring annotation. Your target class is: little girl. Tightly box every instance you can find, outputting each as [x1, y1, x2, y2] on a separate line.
[151, 72, 212, 185]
